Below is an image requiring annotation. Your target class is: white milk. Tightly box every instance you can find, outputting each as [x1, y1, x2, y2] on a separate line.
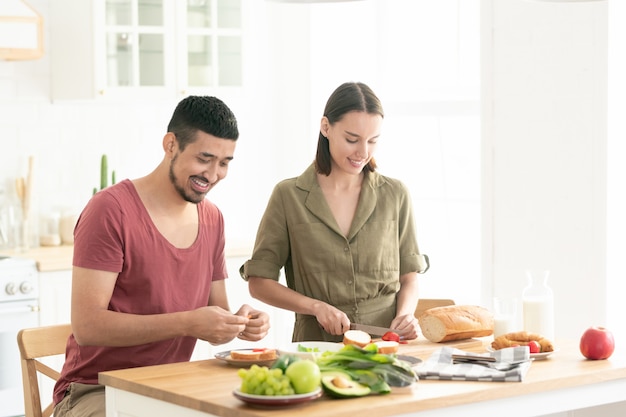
[523, 297, 554, 340]
[494, 315, 516, 338]
[493, 297, 518, 338]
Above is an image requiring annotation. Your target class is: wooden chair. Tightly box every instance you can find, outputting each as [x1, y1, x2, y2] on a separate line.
[415, 298, 455, 318]
[17, 323, 72, 417]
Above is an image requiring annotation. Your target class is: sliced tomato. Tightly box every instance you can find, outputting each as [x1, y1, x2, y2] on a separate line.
[528, 340, 541, 353]
[382, 331, 401, 342]
[252, 348, 268, 352]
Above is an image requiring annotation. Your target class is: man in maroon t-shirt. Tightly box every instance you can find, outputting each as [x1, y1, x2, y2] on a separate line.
[53, 96, 271, 417]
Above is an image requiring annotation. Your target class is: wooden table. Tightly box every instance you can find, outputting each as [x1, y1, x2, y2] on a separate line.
[99, 338, 626, 417]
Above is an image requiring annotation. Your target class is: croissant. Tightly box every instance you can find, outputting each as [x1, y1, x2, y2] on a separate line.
[491, 331, 554, 352]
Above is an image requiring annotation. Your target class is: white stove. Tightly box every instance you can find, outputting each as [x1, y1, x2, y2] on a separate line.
[0, 256, 40, 417]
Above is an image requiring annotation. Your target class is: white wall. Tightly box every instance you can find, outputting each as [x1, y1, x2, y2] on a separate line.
[3, 0, 621, 348]
[1, 0, 483, 305]
[268, 0, 483, 305]
[482, 0, 608, 341]
[607, 0, 626, 344]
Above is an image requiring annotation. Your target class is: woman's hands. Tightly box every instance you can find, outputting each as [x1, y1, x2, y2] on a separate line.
[390, 313, 419, 340]
[393, 272, 420, 340]
[248, 277, 351, 335]
[312, 301, 350, 335]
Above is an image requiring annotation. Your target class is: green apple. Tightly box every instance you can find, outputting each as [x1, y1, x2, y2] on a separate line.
[285, 359, 321, 394]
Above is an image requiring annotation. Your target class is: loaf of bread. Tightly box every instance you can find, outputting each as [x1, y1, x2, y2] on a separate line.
[229, 348, 277, 361]
[418, 305, 494, 343]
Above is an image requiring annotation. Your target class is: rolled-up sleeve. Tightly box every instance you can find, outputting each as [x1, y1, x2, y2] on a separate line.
[396, 180, 429, 275]
[239, 182, 290, 282]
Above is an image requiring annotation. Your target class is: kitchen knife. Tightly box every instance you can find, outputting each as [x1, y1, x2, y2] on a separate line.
[451, 353, 496, 363]
[349, 323, 397, 337]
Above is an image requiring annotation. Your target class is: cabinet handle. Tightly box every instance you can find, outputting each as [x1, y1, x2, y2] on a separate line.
[0, 304, 40, 315]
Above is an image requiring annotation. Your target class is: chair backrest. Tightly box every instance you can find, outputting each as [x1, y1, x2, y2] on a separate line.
[17, 324, 72, 417]
[415, 298, 455, 319]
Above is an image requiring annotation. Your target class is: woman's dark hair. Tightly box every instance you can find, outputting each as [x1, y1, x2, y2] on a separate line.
[167, 95, 239, 151]
[315, 82, 384, 176]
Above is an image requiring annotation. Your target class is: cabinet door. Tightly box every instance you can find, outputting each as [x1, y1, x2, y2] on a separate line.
[50, 0, 99, 100]
[52, 0, 175, 100]
[38, 270, 72, 326]
[103, 0, 173, 89]
[176, 0, 243, 96]
[37, 271, 72, 408]
[51, 0, 246, 101]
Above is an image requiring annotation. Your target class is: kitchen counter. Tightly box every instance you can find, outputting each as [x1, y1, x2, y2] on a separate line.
[0, 242, 253, 273]
[99, 339, 626, 417]
[0, 245, 74, 272]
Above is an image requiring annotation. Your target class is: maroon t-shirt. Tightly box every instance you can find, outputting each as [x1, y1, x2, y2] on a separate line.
[53, 179, 227, 404]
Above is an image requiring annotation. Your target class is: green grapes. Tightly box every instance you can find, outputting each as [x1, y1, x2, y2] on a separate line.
[238, 365, 295, 396]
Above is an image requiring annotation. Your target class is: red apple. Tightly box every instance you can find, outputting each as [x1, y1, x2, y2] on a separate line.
[579, 326, 615, 360]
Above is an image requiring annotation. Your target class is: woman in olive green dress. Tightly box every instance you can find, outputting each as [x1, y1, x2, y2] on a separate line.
[240, 82, 429, 342]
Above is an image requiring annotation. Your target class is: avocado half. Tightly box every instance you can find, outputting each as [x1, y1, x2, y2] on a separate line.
[321, 371, 371, 398]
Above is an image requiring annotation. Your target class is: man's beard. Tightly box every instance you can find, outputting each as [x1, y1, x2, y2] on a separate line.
[169, 154, 205, 204]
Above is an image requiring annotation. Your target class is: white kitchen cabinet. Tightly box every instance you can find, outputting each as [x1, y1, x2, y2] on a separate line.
[37, 269, 73, 404]
[38, 270, 72, 326]
[50, 0, 247, 101]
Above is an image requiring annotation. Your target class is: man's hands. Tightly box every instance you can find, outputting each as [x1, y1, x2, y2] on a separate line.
[235, 304, 271, 341]
[190, 306, 248, 345]
[190, 304, 271, 345]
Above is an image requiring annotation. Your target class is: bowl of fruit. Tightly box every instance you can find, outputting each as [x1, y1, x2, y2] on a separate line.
[234, 356, 323, 406]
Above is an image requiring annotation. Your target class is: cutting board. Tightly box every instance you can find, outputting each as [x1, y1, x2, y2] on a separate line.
[396, 337, 486, 360]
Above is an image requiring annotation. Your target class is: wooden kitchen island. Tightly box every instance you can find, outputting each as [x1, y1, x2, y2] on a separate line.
[99, 338, 626, 417]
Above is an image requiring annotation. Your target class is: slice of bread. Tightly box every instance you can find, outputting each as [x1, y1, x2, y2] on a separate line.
[229, 350, 261, 360]
[374, 340, 399, 354]
[229, 348, 276, 361]
[343, 330, 372, 348]
[258, 349, 277, 360]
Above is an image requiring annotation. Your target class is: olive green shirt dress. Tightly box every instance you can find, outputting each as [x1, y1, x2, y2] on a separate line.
[240, 164, 429, 342]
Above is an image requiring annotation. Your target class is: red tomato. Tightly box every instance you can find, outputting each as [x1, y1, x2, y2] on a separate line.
[382, 331, 400, 342]
[528, 340, 541, 354]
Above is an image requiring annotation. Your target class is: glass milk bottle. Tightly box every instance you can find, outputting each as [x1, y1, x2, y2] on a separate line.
[522, 270, 554, 340]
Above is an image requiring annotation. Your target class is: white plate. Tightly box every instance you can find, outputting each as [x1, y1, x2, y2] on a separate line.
[486, 346, 559, 360]
[233, 387, 322, 407]
[214, 349, 276, 367]
[277, 341, 344, 360]
[529, 349, 559, 360]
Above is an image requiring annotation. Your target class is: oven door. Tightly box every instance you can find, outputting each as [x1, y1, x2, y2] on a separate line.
[0, 299, 40, 417]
